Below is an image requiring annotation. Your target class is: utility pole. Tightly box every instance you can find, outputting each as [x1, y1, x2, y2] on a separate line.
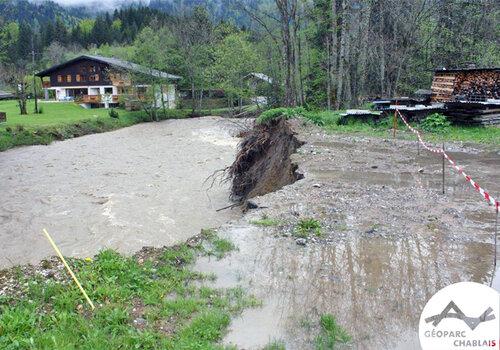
[31, 36, 39, 114]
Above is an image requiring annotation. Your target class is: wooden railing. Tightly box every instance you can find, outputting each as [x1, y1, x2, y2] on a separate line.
[75, 95, 119, 104]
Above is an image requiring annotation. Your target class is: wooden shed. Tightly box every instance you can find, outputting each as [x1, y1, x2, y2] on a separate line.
[431, 67, 500, 102]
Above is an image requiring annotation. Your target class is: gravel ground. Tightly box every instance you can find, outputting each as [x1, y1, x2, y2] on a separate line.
[197, 120, 499, 350]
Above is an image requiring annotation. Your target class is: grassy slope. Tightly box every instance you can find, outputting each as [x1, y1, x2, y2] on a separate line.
[304, 110, 500, 146]
[0, 101, 113, 129]
[0, 231, 259, 349]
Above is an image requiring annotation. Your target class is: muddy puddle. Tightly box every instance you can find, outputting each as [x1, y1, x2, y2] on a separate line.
[196, 225, 493, 349]
[196, 127, 499, 349]
[0, 117, 239, 268]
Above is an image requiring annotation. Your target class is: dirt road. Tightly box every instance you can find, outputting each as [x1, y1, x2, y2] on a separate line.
[0, 117, 239, 268]
[195, 121, 500, 350]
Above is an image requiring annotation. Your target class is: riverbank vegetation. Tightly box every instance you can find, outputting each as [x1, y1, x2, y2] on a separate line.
[257, 107, 500, 146]
[0, 231, 259, 349]
[0, 100, 232, 152]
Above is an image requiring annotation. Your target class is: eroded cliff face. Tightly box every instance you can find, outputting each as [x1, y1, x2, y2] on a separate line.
[228, 118, 304, 201]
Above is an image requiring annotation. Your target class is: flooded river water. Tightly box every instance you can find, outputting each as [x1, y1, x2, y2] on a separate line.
[0, 117, 238, 268]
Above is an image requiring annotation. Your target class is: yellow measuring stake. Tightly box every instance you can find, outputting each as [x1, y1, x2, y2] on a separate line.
[42, 228, 95, 310]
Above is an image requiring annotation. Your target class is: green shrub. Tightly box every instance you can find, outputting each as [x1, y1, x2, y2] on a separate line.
[256, 107, 307, 124]
[250, 214, 282, 227]
[420, 113, 451, 133]
[108, 109, 119, 119]
[294, 218, 322, 238]
[315, 314, 351, 349]
[14, 124, 25, 133]
[302, 111, 325, 126]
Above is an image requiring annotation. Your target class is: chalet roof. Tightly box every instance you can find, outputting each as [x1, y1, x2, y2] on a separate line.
[244, 73, 273, 84]
[434, 67, 500, 73]
[0, 90, 14, 99]
[36, 55, 181, 80]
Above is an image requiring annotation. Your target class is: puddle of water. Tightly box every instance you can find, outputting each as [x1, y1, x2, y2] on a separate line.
[195, 225, 493, 350]
[309, 168, 475, 195]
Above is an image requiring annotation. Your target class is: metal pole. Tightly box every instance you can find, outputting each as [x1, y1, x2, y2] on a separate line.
[442, 143, 445, 195]
[495, 207, 498, 269]
[393, 107, 398, 139]
[491, 207, 498, 288]
[31, 36, 38, 114]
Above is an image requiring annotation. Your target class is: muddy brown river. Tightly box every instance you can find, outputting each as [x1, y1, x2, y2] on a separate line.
[0, 117, 239, 268]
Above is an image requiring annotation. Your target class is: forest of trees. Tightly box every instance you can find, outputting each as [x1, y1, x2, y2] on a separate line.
[0, 0, 499, 110]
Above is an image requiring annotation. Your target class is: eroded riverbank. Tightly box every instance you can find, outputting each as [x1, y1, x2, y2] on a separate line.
[195, 121, 499, 349]
[0, 117, 239, 268]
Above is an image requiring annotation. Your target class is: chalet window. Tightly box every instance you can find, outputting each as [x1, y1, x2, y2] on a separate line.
[57, 75, 63, 83]
[67, 75, 72, 83]
[76, 74, 81, 82]
[89, 74, 100, 82]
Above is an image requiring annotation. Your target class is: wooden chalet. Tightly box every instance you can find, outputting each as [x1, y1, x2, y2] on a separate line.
[36, 55, 181, 109]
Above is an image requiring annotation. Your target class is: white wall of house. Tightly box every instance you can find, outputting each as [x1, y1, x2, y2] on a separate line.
[50, 86, 116, 100]
[49, 84, 177, 109]
[153, 85, 176, 109]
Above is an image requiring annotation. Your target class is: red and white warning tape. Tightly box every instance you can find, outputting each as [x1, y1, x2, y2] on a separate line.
[395, 109, 499, 211]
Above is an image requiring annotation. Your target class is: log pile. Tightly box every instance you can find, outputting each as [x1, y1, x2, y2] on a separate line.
[431, 73, 456, 102]
[453, 70, 500, 101]
[431, 68, 500, 102]
[444, 102, 500, 126]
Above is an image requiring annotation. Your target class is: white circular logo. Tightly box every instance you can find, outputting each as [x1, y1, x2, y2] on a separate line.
[419, 282, 499, 350]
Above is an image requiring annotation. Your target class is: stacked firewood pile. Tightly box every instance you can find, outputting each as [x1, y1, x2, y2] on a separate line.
[453, 71, 500, 101]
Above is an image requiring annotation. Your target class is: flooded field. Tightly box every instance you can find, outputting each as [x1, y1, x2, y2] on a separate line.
[196, 124, 499, 349]
[0, 117, 239, 268]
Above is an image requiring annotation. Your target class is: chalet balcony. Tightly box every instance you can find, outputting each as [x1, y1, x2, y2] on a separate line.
[42, 81, 51, 88]
[75, 95, 119, 104]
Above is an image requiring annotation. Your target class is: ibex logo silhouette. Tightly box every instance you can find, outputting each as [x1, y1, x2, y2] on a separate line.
[425, 301, 495, 330]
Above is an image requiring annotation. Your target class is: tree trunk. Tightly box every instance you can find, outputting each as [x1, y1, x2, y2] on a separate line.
[33, 75, 39, 114]
[160, 84, 167, 119]
[191, 81, 196, 114]
[18, 83, 28, 115]
[276, 0, 298, 107]
[326, 36, 332, 110]
[335, 0, 348, 110]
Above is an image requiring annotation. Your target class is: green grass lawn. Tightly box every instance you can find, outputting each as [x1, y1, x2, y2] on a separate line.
[0, 231, 260, 349]
[0, 100, 115, 129]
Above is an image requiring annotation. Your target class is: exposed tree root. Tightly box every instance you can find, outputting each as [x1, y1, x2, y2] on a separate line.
[227, 118, 304, 202]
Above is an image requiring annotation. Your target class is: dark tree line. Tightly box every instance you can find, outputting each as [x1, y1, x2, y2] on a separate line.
[0, 0, 498, 111]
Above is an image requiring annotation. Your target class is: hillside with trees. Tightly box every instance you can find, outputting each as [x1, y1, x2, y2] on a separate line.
[0, 0, 499, 110]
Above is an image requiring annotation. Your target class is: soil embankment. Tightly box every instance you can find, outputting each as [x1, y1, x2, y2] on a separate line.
[197, 119, 500, 349]
[229, 118, 303, 201]
[0, 117, 239, 268]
